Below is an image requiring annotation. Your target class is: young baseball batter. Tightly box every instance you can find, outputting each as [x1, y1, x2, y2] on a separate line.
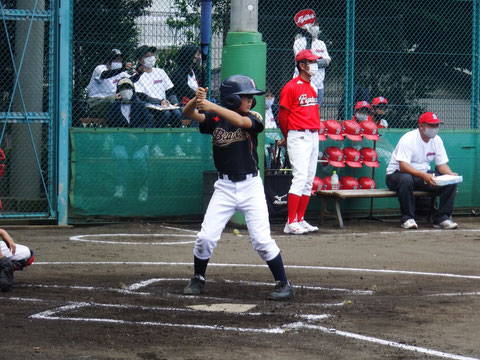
[181, 74, 294, 301]
[278, 49, 321, 235]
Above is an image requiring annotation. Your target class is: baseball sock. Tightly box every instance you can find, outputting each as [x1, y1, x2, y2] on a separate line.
[193, 256, 209, 279]
[296, 195, 311, 222]
[287, 193, 301, 224]
[266, 253, 287, 283]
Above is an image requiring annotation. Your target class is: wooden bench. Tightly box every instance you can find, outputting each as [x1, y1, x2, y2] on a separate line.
[314, 189, 434, 228]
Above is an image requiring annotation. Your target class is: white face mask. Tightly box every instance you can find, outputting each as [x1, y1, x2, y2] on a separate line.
[110, 62, 122, 70]
[119, 89, 133, 101]
[423, 126, 439, 139]
[306, 63, 318, 76]
[265, 98, 274, 109]
[308, 25, 320, 38]
[356, 113, 368, 121]
[143, 56, 156, 68]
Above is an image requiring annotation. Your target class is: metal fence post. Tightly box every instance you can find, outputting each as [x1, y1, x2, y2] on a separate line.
[471, 0, 480, 129]
[57, 0, 72, 225]
[344, 0, 355, 120]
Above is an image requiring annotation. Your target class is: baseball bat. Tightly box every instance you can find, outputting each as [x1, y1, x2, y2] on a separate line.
[200, 0, 212, 89]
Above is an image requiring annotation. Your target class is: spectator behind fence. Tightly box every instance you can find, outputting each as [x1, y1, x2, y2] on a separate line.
[86, 48, 132, 119]
[0, 228, 35, 292]
[337, 84, 371, 120]
[106, 78, 158, 202]
[371, 96, 389, 128]
[133, 45, 183, 128]
[265, 90, 278, 129]
[385, 112, 458, 230]
[170, 45, 201, 106]
[293, 19, 331, 106]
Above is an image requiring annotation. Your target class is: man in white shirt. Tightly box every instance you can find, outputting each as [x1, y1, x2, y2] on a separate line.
[293, 20, 331, 106]
[386, 112, 458, 229]
[86, 49, 132, 119]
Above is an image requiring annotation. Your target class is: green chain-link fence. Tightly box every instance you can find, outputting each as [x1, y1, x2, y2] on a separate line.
[0, 0, 56, 219]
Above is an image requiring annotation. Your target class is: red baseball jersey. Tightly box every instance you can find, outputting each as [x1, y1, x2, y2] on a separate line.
[279, 76, 320, 131]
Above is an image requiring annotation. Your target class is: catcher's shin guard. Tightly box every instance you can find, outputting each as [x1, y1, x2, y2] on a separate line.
[12, 250, 35, 271]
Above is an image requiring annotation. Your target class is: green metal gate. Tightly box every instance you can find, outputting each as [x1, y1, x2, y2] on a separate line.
[0, 0, 57, 220]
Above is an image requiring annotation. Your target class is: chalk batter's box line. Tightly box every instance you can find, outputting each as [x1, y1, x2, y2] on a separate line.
[25, 300, 480, 360]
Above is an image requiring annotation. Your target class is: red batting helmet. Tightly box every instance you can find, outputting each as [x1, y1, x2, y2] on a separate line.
[358, 176, 376, 189]
[340, 176, 359, 190]
[311, 176, 324, 195]
[322, 176, 332, 190]
[360, 147, 380, 167]
[371, 97, 388, 107]
[354, 101, 371, 111]
[342, 119, 363, 141]
[318, 120, 327, 141]
[360, 119, 380, 140]
[325, 119, 344, 140]
[343, 147, 362, 168]
[322, 146, 345, 167]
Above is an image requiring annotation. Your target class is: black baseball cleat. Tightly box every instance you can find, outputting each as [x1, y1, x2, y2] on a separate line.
[268, 281, 295, 301]
[183, 275, 205, 295]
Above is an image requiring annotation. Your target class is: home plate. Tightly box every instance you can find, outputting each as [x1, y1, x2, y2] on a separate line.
[187, 303, 257, 313]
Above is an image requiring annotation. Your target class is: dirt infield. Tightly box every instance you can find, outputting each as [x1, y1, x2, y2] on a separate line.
[1, 217, 479, 360]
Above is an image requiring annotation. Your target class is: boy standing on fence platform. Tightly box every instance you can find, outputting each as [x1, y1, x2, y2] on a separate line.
[181, 74, 294, 301]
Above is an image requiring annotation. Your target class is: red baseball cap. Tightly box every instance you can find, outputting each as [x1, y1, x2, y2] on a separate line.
[340, 176, 359, 190]
[318, 121, 327, 141]
[342, 120, 363, 141]
[343, 147, 362, 168]
[325, 119, 344, 140]
[358, 176, 376, 189]
[371, 97, 388, 107]
[354, 101, 371, 111]
[360, 120, 380, 141]
[296, 49, 321, 62]
[311, 176, 324, 195]
[322, 176, 332, 190]
[360, 147, 380, 168]
[322, 146, 345, 167]
[418, 112, 444, 125]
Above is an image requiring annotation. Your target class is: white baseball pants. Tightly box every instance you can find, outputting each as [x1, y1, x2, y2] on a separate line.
[0, 241, 31, 261]
[287, 130, 319, 196]
[194, 175, 280, 262]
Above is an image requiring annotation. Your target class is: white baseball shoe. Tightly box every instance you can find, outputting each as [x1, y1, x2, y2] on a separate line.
[283, 222, 307, 235]
[433, 219, 458, 229]
[298, 220, 319, 232]
[401, 219, 418, 229]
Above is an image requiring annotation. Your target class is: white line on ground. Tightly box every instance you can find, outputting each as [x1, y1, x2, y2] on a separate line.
[427, 292, 480, 297]
[33, 261, 480, 280]
[69, 233, 195, 245]
[286, 322, 480, 360]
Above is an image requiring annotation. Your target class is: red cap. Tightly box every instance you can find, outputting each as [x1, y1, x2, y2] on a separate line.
[318, 121, 327, 141]
[419, 112, 443, 125]
[343, 147, 362, 168]
[354, 101, 371, 111]
[311, 176, 324, 195]
[371, 97, 388, 107]
[296, 49, 321, 62]
[360, 147, 380, 168]
[342, 120, 363, 141]
[360, 120, 380, 140]
[322, 176, 332, 190]
[340, 176, 359, 190]
[322, 147, 345, 167]
[358, 176, 376, 189]
[325, 119, 344, 140]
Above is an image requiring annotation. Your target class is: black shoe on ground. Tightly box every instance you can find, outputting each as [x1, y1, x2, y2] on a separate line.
[268, 281, 295, 301]
[183, 275, 205, 295]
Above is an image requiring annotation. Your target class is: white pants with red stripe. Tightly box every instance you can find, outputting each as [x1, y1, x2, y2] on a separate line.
[193, 175, 280, 262]
[287, 130, 319, 196]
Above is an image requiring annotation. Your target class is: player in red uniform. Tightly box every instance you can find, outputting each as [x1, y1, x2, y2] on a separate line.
[278, 49, 321, 235]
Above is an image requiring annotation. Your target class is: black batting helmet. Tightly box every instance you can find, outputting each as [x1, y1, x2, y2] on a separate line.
[220, 74, 265, 110]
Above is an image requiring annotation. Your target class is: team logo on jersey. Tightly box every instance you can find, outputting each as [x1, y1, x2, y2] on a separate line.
[212, 128, 249, 147]
[298, 94, 317, 107]
[154, 80, 163, 84]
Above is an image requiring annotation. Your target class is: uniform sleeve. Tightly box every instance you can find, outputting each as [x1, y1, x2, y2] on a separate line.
[198, 111, 217, 134]
[319, 40, 331, 62]
[279, 84, 292, 111]
[161, 69, 175, 91]
[393, 134, 413, 164]
[246, 111, 264, 134]
[434, 137, 449, 165]
[92, 65, 106, 82]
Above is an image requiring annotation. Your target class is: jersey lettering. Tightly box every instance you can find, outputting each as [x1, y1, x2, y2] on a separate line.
[212, 127, 249, 147]
[298, 94, 318, 107]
